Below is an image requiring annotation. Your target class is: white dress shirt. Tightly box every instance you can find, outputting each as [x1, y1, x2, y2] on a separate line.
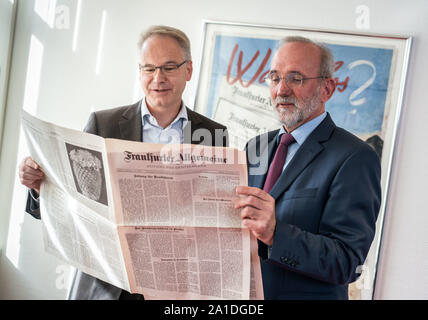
[140, 99, 188, 144]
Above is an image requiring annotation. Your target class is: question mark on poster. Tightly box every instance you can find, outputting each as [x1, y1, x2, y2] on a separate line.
[348, 60, 376, 106]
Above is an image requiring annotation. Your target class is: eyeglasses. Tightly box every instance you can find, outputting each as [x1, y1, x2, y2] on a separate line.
[139, 60, 188, 74]
[263, 71, 327, 89]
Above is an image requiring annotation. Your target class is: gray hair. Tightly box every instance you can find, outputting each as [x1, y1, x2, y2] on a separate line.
[277, 36, 335, 78]
[138, 25, 192, 61]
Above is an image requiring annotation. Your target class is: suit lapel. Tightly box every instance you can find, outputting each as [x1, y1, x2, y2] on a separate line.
[184, 107, 203, 145]
[118, 101, 142, 142]
[269, 114, 336, 199]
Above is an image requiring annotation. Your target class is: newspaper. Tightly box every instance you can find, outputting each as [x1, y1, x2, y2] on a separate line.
[21, 110, 264, 300]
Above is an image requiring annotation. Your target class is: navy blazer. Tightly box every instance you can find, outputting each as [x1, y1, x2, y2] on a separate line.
[246, 113, 381, 300]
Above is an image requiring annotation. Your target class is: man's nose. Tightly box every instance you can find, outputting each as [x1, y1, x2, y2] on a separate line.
[276, 78, 293, 96]
[152, 68, 167, 82]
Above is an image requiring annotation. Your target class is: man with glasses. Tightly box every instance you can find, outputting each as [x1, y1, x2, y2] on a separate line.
[234, 36, 381, 299]
[19, 25, 228, 300]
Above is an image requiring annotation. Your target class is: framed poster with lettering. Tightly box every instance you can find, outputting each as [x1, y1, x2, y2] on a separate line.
[194, 21, 412, 299]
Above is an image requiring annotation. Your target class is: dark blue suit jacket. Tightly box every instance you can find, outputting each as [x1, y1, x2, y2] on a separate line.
[246, 113, 381, 300]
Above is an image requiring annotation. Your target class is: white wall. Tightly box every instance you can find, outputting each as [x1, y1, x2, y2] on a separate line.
[0, 0, 427, 299]
[0, 0, 16, 155]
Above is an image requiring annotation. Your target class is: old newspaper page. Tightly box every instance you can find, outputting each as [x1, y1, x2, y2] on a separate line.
[21, 111, 129, 291]
[21, 110, 263, 300]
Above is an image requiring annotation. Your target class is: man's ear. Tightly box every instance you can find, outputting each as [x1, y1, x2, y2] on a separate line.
[320, 78, 336, 103]
[138, 64, 142, 82]
[186, 60, 193, 81]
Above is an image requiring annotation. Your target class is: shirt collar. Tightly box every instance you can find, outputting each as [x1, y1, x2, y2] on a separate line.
[141, 99, 189, 129]
[277, 112, 327, 146]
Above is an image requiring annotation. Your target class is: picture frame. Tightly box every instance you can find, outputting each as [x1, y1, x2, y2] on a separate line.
[194, 20, 412, 299]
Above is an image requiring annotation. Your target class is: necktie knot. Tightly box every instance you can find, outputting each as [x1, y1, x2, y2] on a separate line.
[280, 133, 295, 147]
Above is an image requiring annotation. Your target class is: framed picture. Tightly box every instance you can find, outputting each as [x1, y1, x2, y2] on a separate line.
[194, 20, 412, 299]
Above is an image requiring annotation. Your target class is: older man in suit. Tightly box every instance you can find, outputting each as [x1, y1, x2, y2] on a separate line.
[235, 36, 381, 299]
[19, 25, 227, 299]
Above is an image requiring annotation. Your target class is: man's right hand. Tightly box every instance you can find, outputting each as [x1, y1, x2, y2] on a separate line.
[19, 156, 45, 195]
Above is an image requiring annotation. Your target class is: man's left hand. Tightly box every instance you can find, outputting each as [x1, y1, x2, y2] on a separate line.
[235, 186, 276, 245]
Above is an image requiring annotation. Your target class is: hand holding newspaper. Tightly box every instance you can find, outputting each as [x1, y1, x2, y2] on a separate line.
[21, 110, 263, 300]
